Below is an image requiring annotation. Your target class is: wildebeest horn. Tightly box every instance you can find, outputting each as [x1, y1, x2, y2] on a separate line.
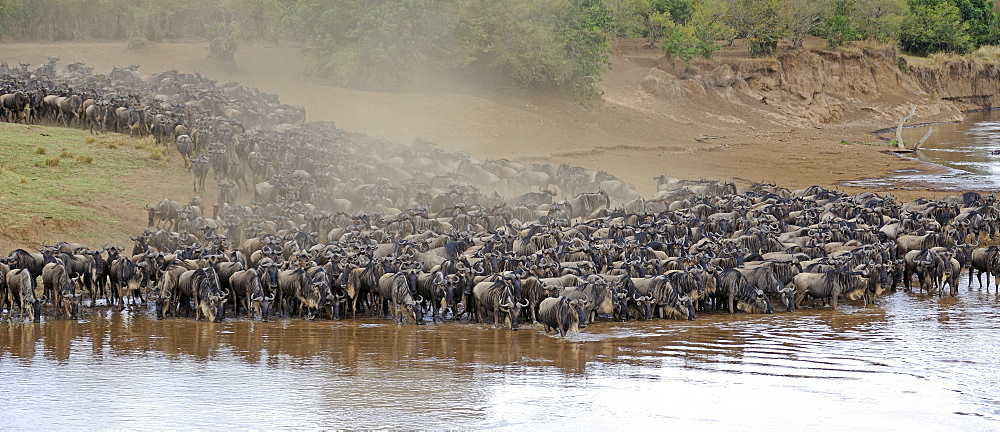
[433, 272, 445, 284]
[633, 292, 642, 300]
[415, 295, 424, 303]
[448, 274, 460, 283]
[517, 298, 529, 307]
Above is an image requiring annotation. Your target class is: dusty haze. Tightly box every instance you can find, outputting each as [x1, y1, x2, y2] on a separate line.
[0, 38, 954, 200]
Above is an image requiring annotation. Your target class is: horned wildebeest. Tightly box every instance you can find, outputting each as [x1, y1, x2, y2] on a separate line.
[643, 275, 696, 320]
[178, 267, 227, 322]
[85, 101, 113, 134]
[305, 266, 334, 319]
[562, 191, 610, 220]
[793, 269, 870, 310]
[414, 271, 456, 322]
[903, 249, 944, 292]
[515, 189, 557, 207]
[176, 134, 194, 168]
[6, 248, 45, 286]
[538, 296, 588, 337]
[969, 246, 1000, 291]
[736, 266, 794, 312]
[7, 268, 43, 322]
[940, 256, 962, 297]
[0, 262, 9, 313]
[146, 198, 181, 231]
[472, 278, 525, 330]
[277, 268, 313, 318]
[345, 257, 386, 319]
[191, 155, 210, 192]
[520, 276, 560, 323]
[54, 94, 83, 127]
[109, 257, 147, 310]
[561, 280, 614, 325]
[230, 268, 274, 321]
[377, 271, 424, 324]
[1, 91, 30, 123]
[716, 269, 772, 314]
[620, 277, 656, 321]
[53, 251, 96, 301]
[42, 261, 81, 319]
[153, 263, 196, 319]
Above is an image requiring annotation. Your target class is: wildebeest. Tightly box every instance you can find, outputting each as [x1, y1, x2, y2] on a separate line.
[191, 155, 210, 192]
[716, 269, 772, 314]
[109, 257, 147, 310]
[178, 267, 227, 322]
[472, 278, 526, 330]
[561, 280, 614, 325]
[229, 268, 274, 321]
[538, 296, 587, 337]
[377, 271, 423, 324]
[146, 198, 181, 231]
[0, 91, 30, 123]
[42, 261, 81, 319]
[7, 268, 43, 322]
[736, 267, 793, 312]
[793, 270, 869, 310]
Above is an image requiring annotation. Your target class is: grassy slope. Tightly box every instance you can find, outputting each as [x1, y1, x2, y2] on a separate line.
[0, 123, 193, 251]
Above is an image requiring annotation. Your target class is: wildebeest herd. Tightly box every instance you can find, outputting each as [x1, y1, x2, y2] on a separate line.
[1, 60, 998, 337]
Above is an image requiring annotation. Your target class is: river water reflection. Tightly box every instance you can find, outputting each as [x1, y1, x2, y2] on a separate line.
[2, 280, 999, 430]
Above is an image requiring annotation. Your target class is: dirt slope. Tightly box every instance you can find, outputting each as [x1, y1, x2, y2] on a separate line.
[3, 38, 980, 249]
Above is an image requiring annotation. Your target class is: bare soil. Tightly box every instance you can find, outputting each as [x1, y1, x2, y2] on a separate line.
[0, 38, 961, 249]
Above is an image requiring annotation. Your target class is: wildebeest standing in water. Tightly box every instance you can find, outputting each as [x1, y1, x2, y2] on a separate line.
[538, 296, 587, 337]
[7, 268, 44, 322]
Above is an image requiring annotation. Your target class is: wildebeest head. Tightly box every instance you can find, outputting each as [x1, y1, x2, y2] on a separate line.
[252, 293, 275, 322]
[203, 289, 228, 323]
[152, 286, 171, 320]
[632, 291, 654, 321]
[569, 298, 589, 329]
[739, 289, 773, 314]
[195, 270, 227, 323]
[62, 278, 82, 319]
[28, 297, 44, 323]
[505, 297, 530, 331]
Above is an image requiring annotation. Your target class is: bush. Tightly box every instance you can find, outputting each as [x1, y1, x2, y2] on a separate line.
[44, 158, 60, 167]
[35, 147, 46, 155]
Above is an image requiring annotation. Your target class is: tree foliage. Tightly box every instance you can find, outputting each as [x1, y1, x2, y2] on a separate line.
[725, 0, 785, 56]
[899, 0, 974, 55]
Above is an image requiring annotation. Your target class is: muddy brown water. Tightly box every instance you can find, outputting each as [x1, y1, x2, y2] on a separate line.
[849, 111, 1000, 191]
[2, 283, 999, 429]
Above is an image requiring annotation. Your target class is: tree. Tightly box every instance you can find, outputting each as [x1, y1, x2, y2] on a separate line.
[824, 0, 859, 48]
[660, 2, 728, 67]
[779, 0, 829, 48]
[899, 0, 973, 55]
[726, 0, 785, 56]
[852, 0, 907, 42]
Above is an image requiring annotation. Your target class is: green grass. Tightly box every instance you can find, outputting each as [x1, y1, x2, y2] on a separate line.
[0, 124, 171, 228]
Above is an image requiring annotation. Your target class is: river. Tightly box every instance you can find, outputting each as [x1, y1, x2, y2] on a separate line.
[2, 280, 998, 430]
[848, 110, 1000, 191]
